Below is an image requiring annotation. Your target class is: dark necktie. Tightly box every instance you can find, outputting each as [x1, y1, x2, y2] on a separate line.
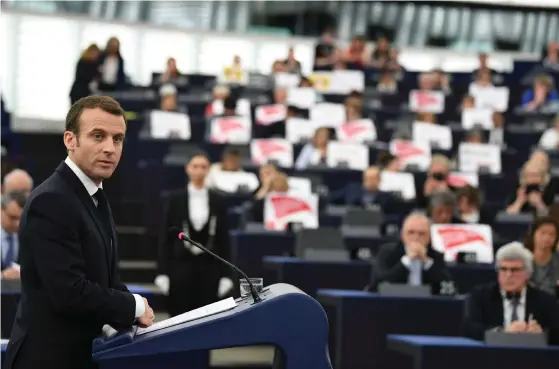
[3, 233, 15, 268]
[506, 292, 520, 322]
[94, 189, 113, 245]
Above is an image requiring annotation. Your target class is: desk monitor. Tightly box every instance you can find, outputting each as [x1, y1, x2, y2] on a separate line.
[485, 330, 548, 347]
[378, 283, 432, 297]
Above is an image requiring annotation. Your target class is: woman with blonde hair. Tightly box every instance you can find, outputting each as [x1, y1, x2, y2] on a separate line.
[69, 44, 100, 104]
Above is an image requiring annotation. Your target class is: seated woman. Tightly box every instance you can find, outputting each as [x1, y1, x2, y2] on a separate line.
[524, 216, 559, 297]
[370, 36, 390, 70]
[157, 57, 187, 86]
[295, 127, 330, 169]
[253, 163, 280, 200]
[521, 74, 559, 111]
[506, 160, 555, 216]
[468, 69, 494, 103]
[204, 85, 231, 118]
[250, 172, 290, 223]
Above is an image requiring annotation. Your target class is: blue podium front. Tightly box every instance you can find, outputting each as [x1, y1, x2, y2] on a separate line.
[92, 283, 333, 369]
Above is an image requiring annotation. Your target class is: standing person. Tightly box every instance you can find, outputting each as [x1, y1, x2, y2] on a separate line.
[156, 153, 233, 317]
[4, 96, 154, 369]
[69, 44, 101, 104]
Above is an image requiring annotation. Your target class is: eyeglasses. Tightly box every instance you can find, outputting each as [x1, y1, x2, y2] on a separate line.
[498, 266, 525, 274]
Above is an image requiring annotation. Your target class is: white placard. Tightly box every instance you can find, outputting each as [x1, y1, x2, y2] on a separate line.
[211, 171, 259, 193]
[461, 108, 494, 130]
[255, 104, 287, 126]
[212, 98, 251, 117]
[264, 192, 319, 231]
[218, 66, 248, 85]
[336, 119, 377, 143]
[310, 70, 365, 94]
[470, 85, 509, 112]
[326, 141, 369, 170]
[275, 72, 300, 88]
[288, 177, 313, 196]
[149, 110, 191, 140]
[379, 171, 416, 200]
[448, 172, 479, 188]
[431, 224, 494, 263]
[310, 103, 346, 128]
[209, 116, 252, 144]
[286, 88, 316, 109]
[458, 143, 501, 174]
[286, 117, 316, 143]
[250, 138, 293, 168]
[389, 140, 432, 171]
[412, 121, 452, 150]
[409, 90, 445, 113]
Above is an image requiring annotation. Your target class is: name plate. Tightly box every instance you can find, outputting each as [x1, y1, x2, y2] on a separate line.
[484, 331, 547, 347]
[378, 283, 432, 297]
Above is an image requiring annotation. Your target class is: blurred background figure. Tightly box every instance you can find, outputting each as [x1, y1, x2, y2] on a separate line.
[69, 44, 100, 104]
[1, 191, 27, 280]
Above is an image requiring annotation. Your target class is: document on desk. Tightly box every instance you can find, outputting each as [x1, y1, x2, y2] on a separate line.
[136, 297, 237, 336]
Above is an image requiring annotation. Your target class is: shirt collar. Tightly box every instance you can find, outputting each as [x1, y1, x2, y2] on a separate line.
[188, 183, 208, 197]
[64, 157, 102, 197]
[501, 287, 527, 304]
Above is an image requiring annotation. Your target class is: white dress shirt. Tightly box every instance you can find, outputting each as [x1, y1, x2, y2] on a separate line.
[502, 288, 527, 328]
[188, 183, 210, 231]
[101, 56, 119, 84]
[65, 157, 145, 318]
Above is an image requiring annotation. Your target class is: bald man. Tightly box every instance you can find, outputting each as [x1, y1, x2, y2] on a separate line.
[368, 212, 453, 295]
[2, 169, 33, 194]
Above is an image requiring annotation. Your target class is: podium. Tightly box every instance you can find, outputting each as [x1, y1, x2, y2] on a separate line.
[92, 283, 333, 369]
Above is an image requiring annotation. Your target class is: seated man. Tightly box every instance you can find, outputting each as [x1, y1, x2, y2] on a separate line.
[330, 166, 397, 213]
[368, 212, 454, 295]
[428, 190, 464, 224]
[1, 169, 33, 195]
[463, 242, 559, 345]
[205, 146, 245, 190]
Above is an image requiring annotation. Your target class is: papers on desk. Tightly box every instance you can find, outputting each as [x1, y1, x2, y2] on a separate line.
[136, 297, 237, 336]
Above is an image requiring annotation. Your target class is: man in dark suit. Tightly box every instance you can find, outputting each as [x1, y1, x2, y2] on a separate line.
[463, 242, 559, 345]
[1, 191, 27, 280]
[4, 96, 155, 369]
[330, 166, 399, 213]
[369, 212, 454, 295]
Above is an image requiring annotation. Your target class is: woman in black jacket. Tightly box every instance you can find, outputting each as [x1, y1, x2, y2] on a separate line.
[69, 44, 100, 104]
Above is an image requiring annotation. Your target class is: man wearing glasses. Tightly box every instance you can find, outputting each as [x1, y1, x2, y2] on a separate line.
[463, 242, 559, 345]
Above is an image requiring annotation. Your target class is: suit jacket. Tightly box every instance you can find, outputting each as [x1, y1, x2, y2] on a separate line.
[463, 282, 559, 345]
[4, 162, 136, 369]
[370, 242, 454, 295]
[158, 188, 230, 277]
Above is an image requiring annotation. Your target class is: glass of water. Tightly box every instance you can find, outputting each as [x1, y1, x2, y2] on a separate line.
[239, 278, 263, 297]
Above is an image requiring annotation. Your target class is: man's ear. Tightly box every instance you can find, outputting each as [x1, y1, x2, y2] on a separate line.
[63, 131, 75, 151]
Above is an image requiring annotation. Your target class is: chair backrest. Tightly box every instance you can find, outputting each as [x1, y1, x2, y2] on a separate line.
[302, 249, 350, 262]
[295, 227, 345, 259]
[343, 208, 384, 228]
[378, 283, 432, 297]
[495, 211, 534, 224]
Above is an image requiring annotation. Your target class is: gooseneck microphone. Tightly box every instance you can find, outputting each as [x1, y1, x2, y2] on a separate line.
[169, 227, 263, 303]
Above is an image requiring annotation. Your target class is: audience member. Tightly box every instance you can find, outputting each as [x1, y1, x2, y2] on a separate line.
[343, 35, 370, 68]
[418, 155, 452, 208]
[295, 127, 330, 169]
[428, 190, 463, 224]
[539, 113, 559, 150]
[159, 84, 183, 112]
[456, 185, 493, 224]
[506, 160, 553, 216]
[1, 169, 33, 194]
[283, 47, 302, 74]
[371, 36, 390, 69]
[69, 44, 100, 104]
[542, 41, 559, 71]
[158, 57, 187, 86]
[463, 242, 559, 345]
[98, 37, 126, 91]
[253, 163, 279, 200]
[376, 152, 401, 172]
[369, 212, 454, 295]
[377, 71, 398, 93]
[1, 191, 26, 280]
[521, 74, 559, 111]
[523, 216, 559, 297]
[314, 29, 337, 68]
[206, 147, 245, 190]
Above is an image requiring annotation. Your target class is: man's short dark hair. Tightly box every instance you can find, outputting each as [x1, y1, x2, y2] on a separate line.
[222, 147, 241, 159]
[1, 191, 28, 209]
[223, 97, 237, 111]
[65, 96, 126, 135]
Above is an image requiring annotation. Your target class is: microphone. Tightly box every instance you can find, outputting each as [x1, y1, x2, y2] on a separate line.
[169, 227, 263, 303]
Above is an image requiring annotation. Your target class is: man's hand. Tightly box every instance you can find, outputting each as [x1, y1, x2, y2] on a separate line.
[1, 267, 20, 280]
[527, 320, 543, 333]
[505, 321, 527, 333]
[137, 298, 155, 328]
[407, 242, 427, 261]
[527, 191, 546, 210]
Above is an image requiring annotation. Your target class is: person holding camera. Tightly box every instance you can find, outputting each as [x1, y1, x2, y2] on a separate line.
[506, 160, 553, 216]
